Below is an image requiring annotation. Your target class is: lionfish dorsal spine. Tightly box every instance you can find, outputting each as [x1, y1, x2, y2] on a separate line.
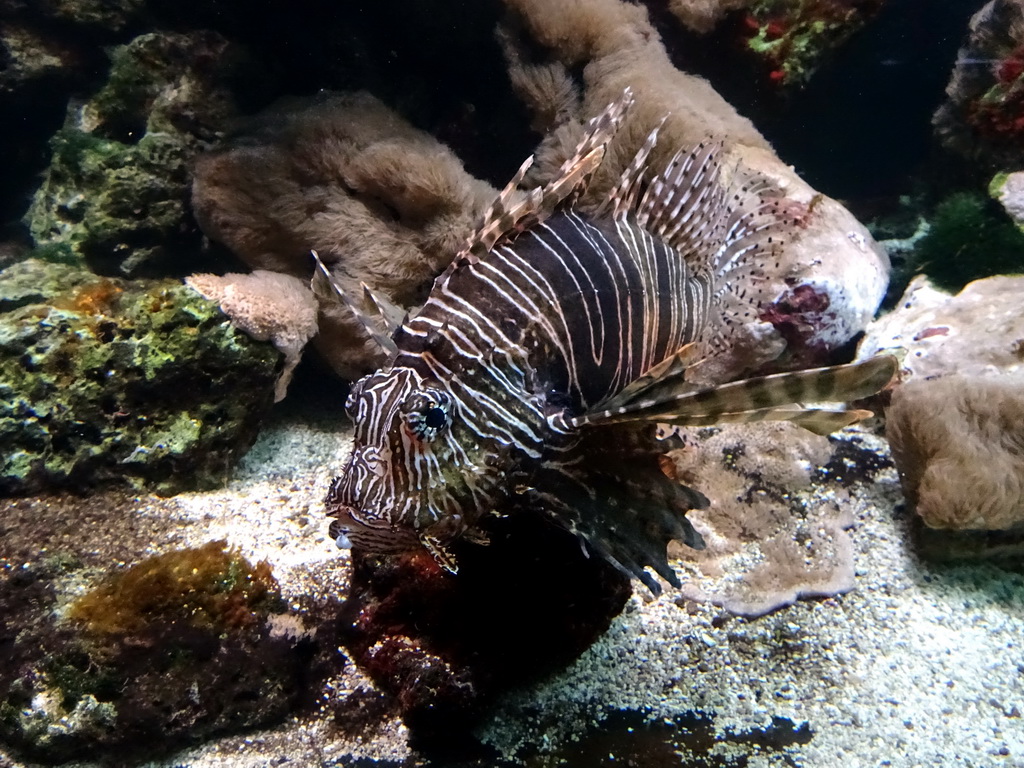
[310, 250, 399, 357]
[445, 88, 636, 281]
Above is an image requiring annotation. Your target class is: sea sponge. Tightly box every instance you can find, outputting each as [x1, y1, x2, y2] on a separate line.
[186, 270, 318, 401]
[886, 375, 1024, 530]
[191, 91, 496, 379]
[666, 422, 866, 616]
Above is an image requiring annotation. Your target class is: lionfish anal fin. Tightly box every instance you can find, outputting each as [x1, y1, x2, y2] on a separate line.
[574, 355, 899, 434]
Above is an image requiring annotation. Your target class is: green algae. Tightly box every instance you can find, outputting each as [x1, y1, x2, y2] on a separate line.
[0, 262, 281, 495]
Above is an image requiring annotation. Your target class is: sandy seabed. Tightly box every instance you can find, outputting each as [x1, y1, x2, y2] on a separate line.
[6, 414, 1023, 768]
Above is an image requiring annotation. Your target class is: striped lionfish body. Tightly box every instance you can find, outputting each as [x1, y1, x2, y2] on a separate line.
[320, 90, 897, 594]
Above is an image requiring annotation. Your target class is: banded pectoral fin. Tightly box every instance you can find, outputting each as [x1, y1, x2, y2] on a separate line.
[418, 514, 472, 575]
[574, 355, 898, 434]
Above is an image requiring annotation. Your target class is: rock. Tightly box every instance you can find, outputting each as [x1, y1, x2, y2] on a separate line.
[190, 91, 496, 380]
[991, 170, 1024, 230]
[24, 30, 252, 278]
[500, 0, 890, 380]
[859, 274, 1024, 380]
[666, 423, 888, 617]
[338, 511, 631, 754]
[933, 0, 1024, 175]
[0, 541, 314, 763]
[186, 271, 319, 401]
[735, 0, 886, 88]
[0, 260, 281, 496]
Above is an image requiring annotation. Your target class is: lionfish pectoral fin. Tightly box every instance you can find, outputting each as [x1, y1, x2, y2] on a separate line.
[420, 533, 459, 575]
[310, 250, 399, 357]
[652, 405, 876, 435]
[574, 355, 898, 434]
[591, 342, 704, 411]
[531, 466, 707, 596]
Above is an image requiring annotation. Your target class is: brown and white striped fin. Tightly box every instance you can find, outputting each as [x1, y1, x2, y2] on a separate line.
[595, 115, 667, 220]
[650, 405, 875, 436]
[451, 88, 635, 269]
[592, 342, 704, 411]
[360, 281, 407, 335]
[310, 250, 398, 357]
[574, 355, 898, 433]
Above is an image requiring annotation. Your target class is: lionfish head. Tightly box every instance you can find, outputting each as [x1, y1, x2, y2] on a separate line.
[326, 366, 494, 567]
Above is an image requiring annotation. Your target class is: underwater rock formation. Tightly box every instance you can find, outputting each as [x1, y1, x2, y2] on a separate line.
[992, 169, 1024, 229]
[338, 513, 631, 753]
[0, 541, 314, 763]
[190, 91, 497, 380]
[933, 0, 1024, 176]
[0, 259, 281, 495]
[666, 423, 882, 616]
[499, 0, 890, 378]
[887, 375, 1024, 531]
[24, 30, 252, 277]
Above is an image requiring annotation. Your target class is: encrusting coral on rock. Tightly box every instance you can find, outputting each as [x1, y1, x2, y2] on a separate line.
[186, 271, 319, 401]
[860, 274, 1024, 555]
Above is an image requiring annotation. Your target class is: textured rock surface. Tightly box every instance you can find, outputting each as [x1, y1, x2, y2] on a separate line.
[0, 260, 281, 495]
[666, 422, 888, 616]
[24, 30, 250, 277]
[190, 91, 496, 379]
[861, 274, 1024, 538]
[933, 0, 1024, 175]
[992, 169, 1024, 229]
[0, 539, 316, 763]
[859, 274, 1024, 380]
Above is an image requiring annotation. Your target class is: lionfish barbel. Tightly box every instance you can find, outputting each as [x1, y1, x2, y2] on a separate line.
[316, 90, 897, 594]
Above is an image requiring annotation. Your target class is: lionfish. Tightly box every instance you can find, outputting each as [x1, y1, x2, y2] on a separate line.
[315, 90, 896, 594]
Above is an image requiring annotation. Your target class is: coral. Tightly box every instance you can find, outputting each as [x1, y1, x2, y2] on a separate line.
[859, 274, 1024, 381]
[740, 0, 885, 88]
[186, 271, 319, 401]
[664, 0, 752, 35]
[908, 191, 1024, 291]
[886, 375, 1024, 530]
[933, 0, 1024, 174]
[0, 260, 281, 496]
[191, 91, 496, 379]
[0, 544, 314, 763]
[666, 422, 879, 616]
[499, 0, 890, 380]
[24, 31, 251, 278]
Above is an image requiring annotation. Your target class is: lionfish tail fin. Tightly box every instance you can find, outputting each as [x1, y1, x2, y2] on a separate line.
[453, 88, 635, 266]
[310, 250, 398, 357]
[576, 355, 898, 433]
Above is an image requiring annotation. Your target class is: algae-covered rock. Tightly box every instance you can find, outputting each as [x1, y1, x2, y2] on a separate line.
[24, 30, 251, 277]
[0, 260, 281, 495]
[0, 542, 312, 763]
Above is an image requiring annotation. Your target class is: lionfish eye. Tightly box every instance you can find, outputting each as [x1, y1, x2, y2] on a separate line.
[401, 389, 453, 442]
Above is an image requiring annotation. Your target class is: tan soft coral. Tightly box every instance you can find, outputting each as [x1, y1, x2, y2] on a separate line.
[191, 91, 496, 379]
[886, 375, 1024, 531]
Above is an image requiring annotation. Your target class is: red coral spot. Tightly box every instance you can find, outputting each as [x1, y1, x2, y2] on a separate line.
[913, 326, 949, 341]
[765, 20, 786, 40]
[998, 54, 1024, 85]
[769, 69, 787, 84]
